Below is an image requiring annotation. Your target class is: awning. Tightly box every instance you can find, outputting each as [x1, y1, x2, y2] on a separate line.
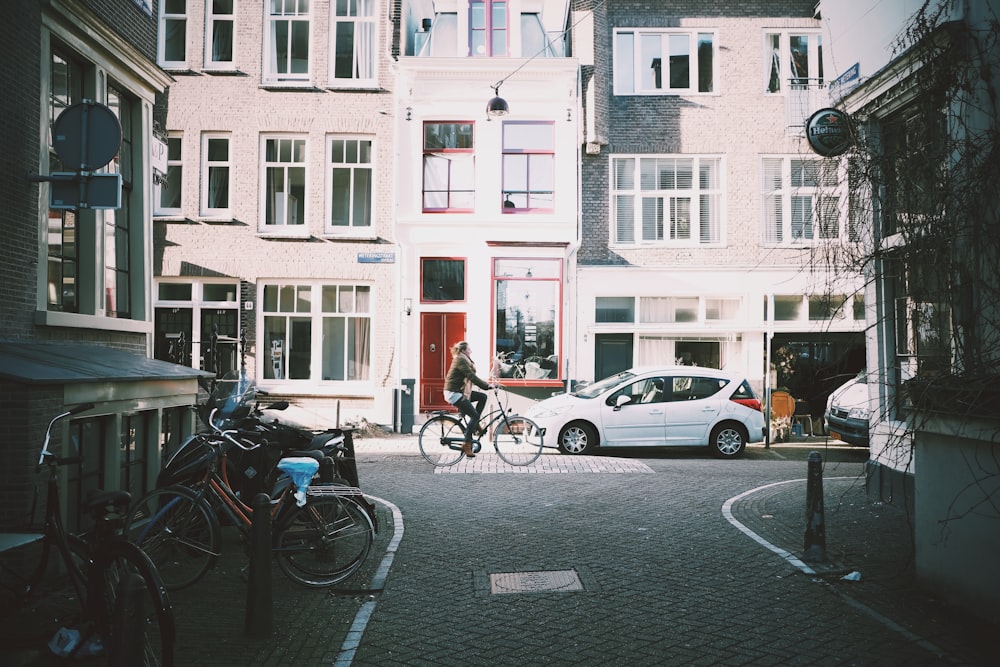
[0, 342, 213, 385]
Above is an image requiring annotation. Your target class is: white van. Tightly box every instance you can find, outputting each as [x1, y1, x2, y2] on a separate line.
[824, 371, 871, 446]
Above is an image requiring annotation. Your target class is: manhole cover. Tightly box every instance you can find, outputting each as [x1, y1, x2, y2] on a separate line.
[489, 569, 585, 594]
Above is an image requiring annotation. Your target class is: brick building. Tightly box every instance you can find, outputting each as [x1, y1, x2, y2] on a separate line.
[151, 0, 401, 427]
[0, 0, 204, 532]
[574, 0, 865, 423]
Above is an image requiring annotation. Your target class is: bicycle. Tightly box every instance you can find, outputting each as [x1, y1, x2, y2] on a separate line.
[418, 384, 544, 466]
[1, 403, 175, 665]
[125, 411, 376, 591]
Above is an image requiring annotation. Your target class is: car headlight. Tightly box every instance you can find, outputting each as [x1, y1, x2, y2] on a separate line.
[847, 407, 870, 420]
[528, 405, 572, 420]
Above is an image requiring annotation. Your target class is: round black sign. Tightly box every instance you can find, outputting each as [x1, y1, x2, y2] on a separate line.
[52, 101, 122, 170]
[805, 108, 852, 157]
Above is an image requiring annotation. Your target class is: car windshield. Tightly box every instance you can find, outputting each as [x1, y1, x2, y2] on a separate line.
[572, 370, 636, 399]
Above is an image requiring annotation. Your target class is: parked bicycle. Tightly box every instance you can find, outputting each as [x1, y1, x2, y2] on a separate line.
[418, 384, 544, 466]
[125, 377, 376, 591]
[1, 403, 175, 665]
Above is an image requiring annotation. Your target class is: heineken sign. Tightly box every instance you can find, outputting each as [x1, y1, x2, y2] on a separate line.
[805, 108, 852, 157]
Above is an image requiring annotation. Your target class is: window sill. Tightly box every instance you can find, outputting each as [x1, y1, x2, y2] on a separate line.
[202, 68, 246, 76]
[256, 230, 313, 240]
[324, 83, 382, 92]
[259, 82, 323, 92]
[198, 216, 245, 225]
[322, 231, 378, 241]
[154, 215, 199, 224]
[35, 310, 151, 334]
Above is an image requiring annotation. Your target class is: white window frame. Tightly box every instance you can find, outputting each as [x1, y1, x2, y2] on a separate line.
[263, 0, 311, 84]
[611, 155, 724, 247]
[155, 132, 183, 216]
[763, 30, 823, 94]
[326, 135, 374, 236]
[158, 0, 188, 69]
[329, 0, 377, 87]
[258, 282, 373, 391]
[260, 135, 308, 235]
[201, 132, 231, 218]
[204, 0, 237, 70]
[614, 28, 718, 95]
[761, 156, 846, 245]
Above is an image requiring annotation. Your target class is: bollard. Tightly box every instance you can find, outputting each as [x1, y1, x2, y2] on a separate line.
[245, 493, 273, 635]
[803, 451, 828, 562]
[108, 572, 145, 666]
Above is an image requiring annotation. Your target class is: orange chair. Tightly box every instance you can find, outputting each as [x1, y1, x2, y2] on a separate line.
[770, 390, 795, 441]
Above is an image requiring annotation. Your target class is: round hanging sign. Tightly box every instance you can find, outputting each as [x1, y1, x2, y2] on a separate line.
[51, 101, 122, 170]
[805, 108, 852, 157]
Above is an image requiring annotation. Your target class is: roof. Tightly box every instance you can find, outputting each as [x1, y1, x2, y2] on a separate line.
[0, 342, 214, 385]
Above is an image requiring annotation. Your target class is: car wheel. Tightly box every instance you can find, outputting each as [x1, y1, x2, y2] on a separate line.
[709, 422, 747, 458]
[558, 422, 597, 455]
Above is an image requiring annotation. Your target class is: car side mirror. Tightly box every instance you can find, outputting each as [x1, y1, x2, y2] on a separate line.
[613, 394, 631, 410]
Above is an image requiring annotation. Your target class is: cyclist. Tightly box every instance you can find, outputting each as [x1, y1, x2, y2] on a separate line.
[443, 341, 495, 458]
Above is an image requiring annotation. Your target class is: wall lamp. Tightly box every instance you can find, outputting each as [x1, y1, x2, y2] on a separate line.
[487, 83, 509, 118]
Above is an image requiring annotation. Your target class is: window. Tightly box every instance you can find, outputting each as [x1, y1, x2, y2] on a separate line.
[155, 280, 241, 374]
[761, 157, 843, 244]
[159, 0, 188, 68]
[764, 31, 823, 93]
[47, 48, 83, 313]
[641, 297, 698, 323]
[155, 133, 183, 215]
[201, 133, 230, 216]
[423, 122, 475, 212]
[261, 136, 306, 231]
[614, 29, 716, 95]
[470, 0, 508, 56]
[493, 259, 561, 382]
[705, 298, 741, 321]
[421, 258, 465, 302]
[104, 84, 135, 318]
[42, 42, 150, 326]
[261, 283, 371, 384]
[330, 0, 376, 85]
[265, 0, 310, 83]
[205, 0, 236, 69]
[808, 294, 847, 320]
[502, 122, 554, 211]
[612, 156, 722, 245]
[327, 137, 373, 233]
[596, 297, 635, 323]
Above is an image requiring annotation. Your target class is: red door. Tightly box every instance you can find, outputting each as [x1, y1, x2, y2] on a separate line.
[420, 312, 466, 412]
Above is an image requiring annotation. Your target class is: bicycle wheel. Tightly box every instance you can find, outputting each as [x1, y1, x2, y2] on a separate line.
[418, 414, 466, 466]
[274, 496, 375, 587]
[125, 485, 221, 591]
[493, 416, 544, 465]
[69, 537, 175, 666]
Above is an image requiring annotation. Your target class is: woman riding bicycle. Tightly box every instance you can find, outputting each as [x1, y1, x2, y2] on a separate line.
[443, 341, 495, 458]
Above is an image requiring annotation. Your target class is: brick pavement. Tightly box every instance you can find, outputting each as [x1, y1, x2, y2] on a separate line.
[2, 436, 998, 666]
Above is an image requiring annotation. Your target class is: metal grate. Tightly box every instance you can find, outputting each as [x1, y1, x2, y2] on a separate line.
[489, 569, 585, 594]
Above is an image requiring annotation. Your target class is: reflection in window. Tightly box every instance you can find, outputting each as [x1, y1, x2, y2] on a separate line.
[423, 122, 475, 211]
[493, 258, 561, 381]
[421, 258, 465, 302]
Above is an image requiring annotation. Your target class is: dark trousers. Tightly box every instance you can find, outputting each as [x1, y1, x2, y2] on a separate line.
[454, 390, 487, 442]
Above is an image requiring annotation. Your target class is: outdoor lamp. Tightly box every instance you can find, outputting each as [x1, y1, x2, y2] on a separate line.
[487, 84, 509, 117]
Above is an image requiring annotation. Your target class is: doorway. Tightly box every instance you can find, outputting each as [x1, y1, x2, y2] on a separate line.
[419, 312, 467, 412]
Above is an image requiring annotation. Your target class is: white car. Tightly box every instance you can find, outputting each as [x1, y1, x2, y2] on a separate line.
[525, 366, 766, 458]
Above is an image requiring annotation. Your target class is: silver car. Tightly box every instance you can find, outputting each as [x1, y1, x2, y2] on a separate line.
[525, 366, 766, 458]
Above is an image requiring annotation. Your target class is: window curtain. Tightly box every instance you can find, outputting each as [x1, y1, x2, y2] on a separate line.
[208, 167, 229, 209]
[354, 0, 374, 79]
[349, 317, 371, 380]
[212, 21, 234, 62]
